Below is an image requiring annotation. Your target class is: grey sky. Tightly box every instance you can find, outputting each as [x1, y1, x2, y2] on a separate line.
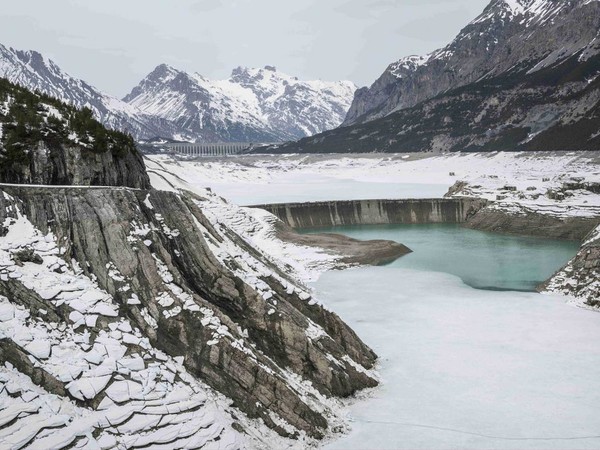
[1, 0, 489, 97]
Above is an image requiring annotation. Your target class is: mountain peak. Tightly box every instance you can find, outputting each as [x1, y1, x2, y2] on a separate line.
[125, 63, 357, 142]
[230, 65, 248, 77]
[146, 63, 180, 82]
[472, 0, 568, 25]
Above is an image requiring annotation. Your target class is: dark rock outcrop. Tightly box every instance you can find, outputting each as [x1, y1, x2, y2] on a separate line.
[1, 140, 150, 188]
[0, 78, 150, 188]
[542, 226, 600, 307]
[463, 204, 600, 241]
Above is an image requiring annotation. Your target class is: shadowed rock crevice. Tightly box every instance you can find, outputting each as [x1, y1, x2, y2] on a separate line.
[0, 339, 67, 398]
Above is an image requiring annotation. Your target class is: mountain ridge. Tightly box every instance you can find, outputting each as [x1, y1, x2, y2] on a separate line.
[0, 44, 356, 142]
[343, 0, 600, 127]
[124, 63, 356, 142]
[264, 0, 600, 154]
[0, 43, 356, 143]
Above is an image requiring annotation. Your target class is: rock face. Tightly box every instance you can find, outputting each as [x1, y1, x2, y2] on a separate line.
[463, 203, 600, 241]
[12, 141, 150, 188]
[123, 64, 356, 142]
[0, 43, 356, 143]
[0, 78, 150, 188]
[543, 225, 600, 309]
[0, 185, 380, 445]
[343, 0, 600, 126]
[269, 0, 600, 154]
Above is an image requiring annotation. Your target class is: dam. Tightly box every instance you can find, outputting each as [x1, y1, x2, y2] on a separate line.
[252, 197, 600, 240]
[251, 198, 487, 229]
[165, 142, 277, 157]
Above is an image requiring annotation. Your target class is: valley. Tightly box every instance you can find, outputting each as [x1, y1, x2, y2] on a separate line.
[1, 0, 599, 448]
[142, 149, 600, 448]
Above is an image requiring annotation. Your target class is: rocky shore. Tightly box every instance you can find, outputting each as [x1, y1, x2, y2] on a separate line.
[0, 184, 391, 446]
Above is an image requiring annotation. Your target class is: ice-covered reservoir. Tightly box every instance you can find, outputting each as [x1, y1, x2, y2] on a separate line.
[305, 224, 599, 449]
[144, 153, 600, 448]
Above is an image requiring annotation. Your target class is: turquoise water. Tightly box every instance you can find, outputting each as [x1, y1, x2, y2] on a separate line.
[302, 224, 579, 292]
[300, 224, 597, 449]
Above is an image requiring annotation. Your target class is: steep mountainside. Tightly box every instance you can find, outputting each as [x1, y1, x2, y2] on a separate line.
[266, 48, 600, 153]
[0, 81, 386, 447]
[268, 0, 600, 154]
[0, 78, 149, 188]
[344, 0, 600, 126]
[0, 44, 179, 141]
[124, 64, 356, 142]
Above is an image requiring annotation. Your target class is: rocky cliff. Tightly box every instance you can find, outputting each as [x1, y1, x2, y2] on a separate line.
[543, 225, 600, 309]
[0, 184, 383, 446]
[0, 78, 150, 188]
[462, 203, 600, 241]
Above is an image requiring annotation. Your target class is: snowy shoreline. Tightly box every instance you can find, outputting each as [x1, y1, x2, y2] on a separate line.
[144, 151, 600, 298]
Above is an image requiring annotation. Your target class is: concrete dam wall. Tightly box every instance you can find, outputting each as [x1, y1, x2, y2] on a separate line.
[251, 198, 487, 228]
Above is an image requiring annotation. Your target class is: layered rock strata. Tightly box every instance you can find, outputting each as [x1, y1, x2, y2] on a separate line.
[0, 185, 381, 446]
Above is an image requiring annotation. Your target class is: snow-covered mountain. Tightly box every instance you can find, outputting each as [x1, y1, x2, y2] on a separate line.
[343, 0, 600, 125]
[269, 0, 600, 154]
[0, 43, 355, 143]
[0, 79, 382, 447]
[123, 64, 356, 142]
[0, 44, 179, 140]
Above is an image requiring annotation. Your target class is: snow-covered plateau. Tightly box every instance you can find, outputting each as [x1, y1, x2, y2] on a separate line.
[145, 151, 600, 215]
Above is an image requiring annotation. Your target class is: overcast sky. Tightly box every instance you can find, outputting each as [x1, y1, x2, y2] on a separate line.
[2, 0, 489, 97]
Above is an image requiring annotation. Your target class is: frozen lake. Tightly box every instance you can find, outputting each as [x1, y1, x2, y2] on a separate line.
[207, 175, 448, 205]
[307, 225, 600, 449]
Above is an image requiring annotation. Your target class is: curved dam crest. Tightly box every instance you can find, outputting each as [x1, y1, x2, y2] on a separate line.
[250, 198, 488, 229]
